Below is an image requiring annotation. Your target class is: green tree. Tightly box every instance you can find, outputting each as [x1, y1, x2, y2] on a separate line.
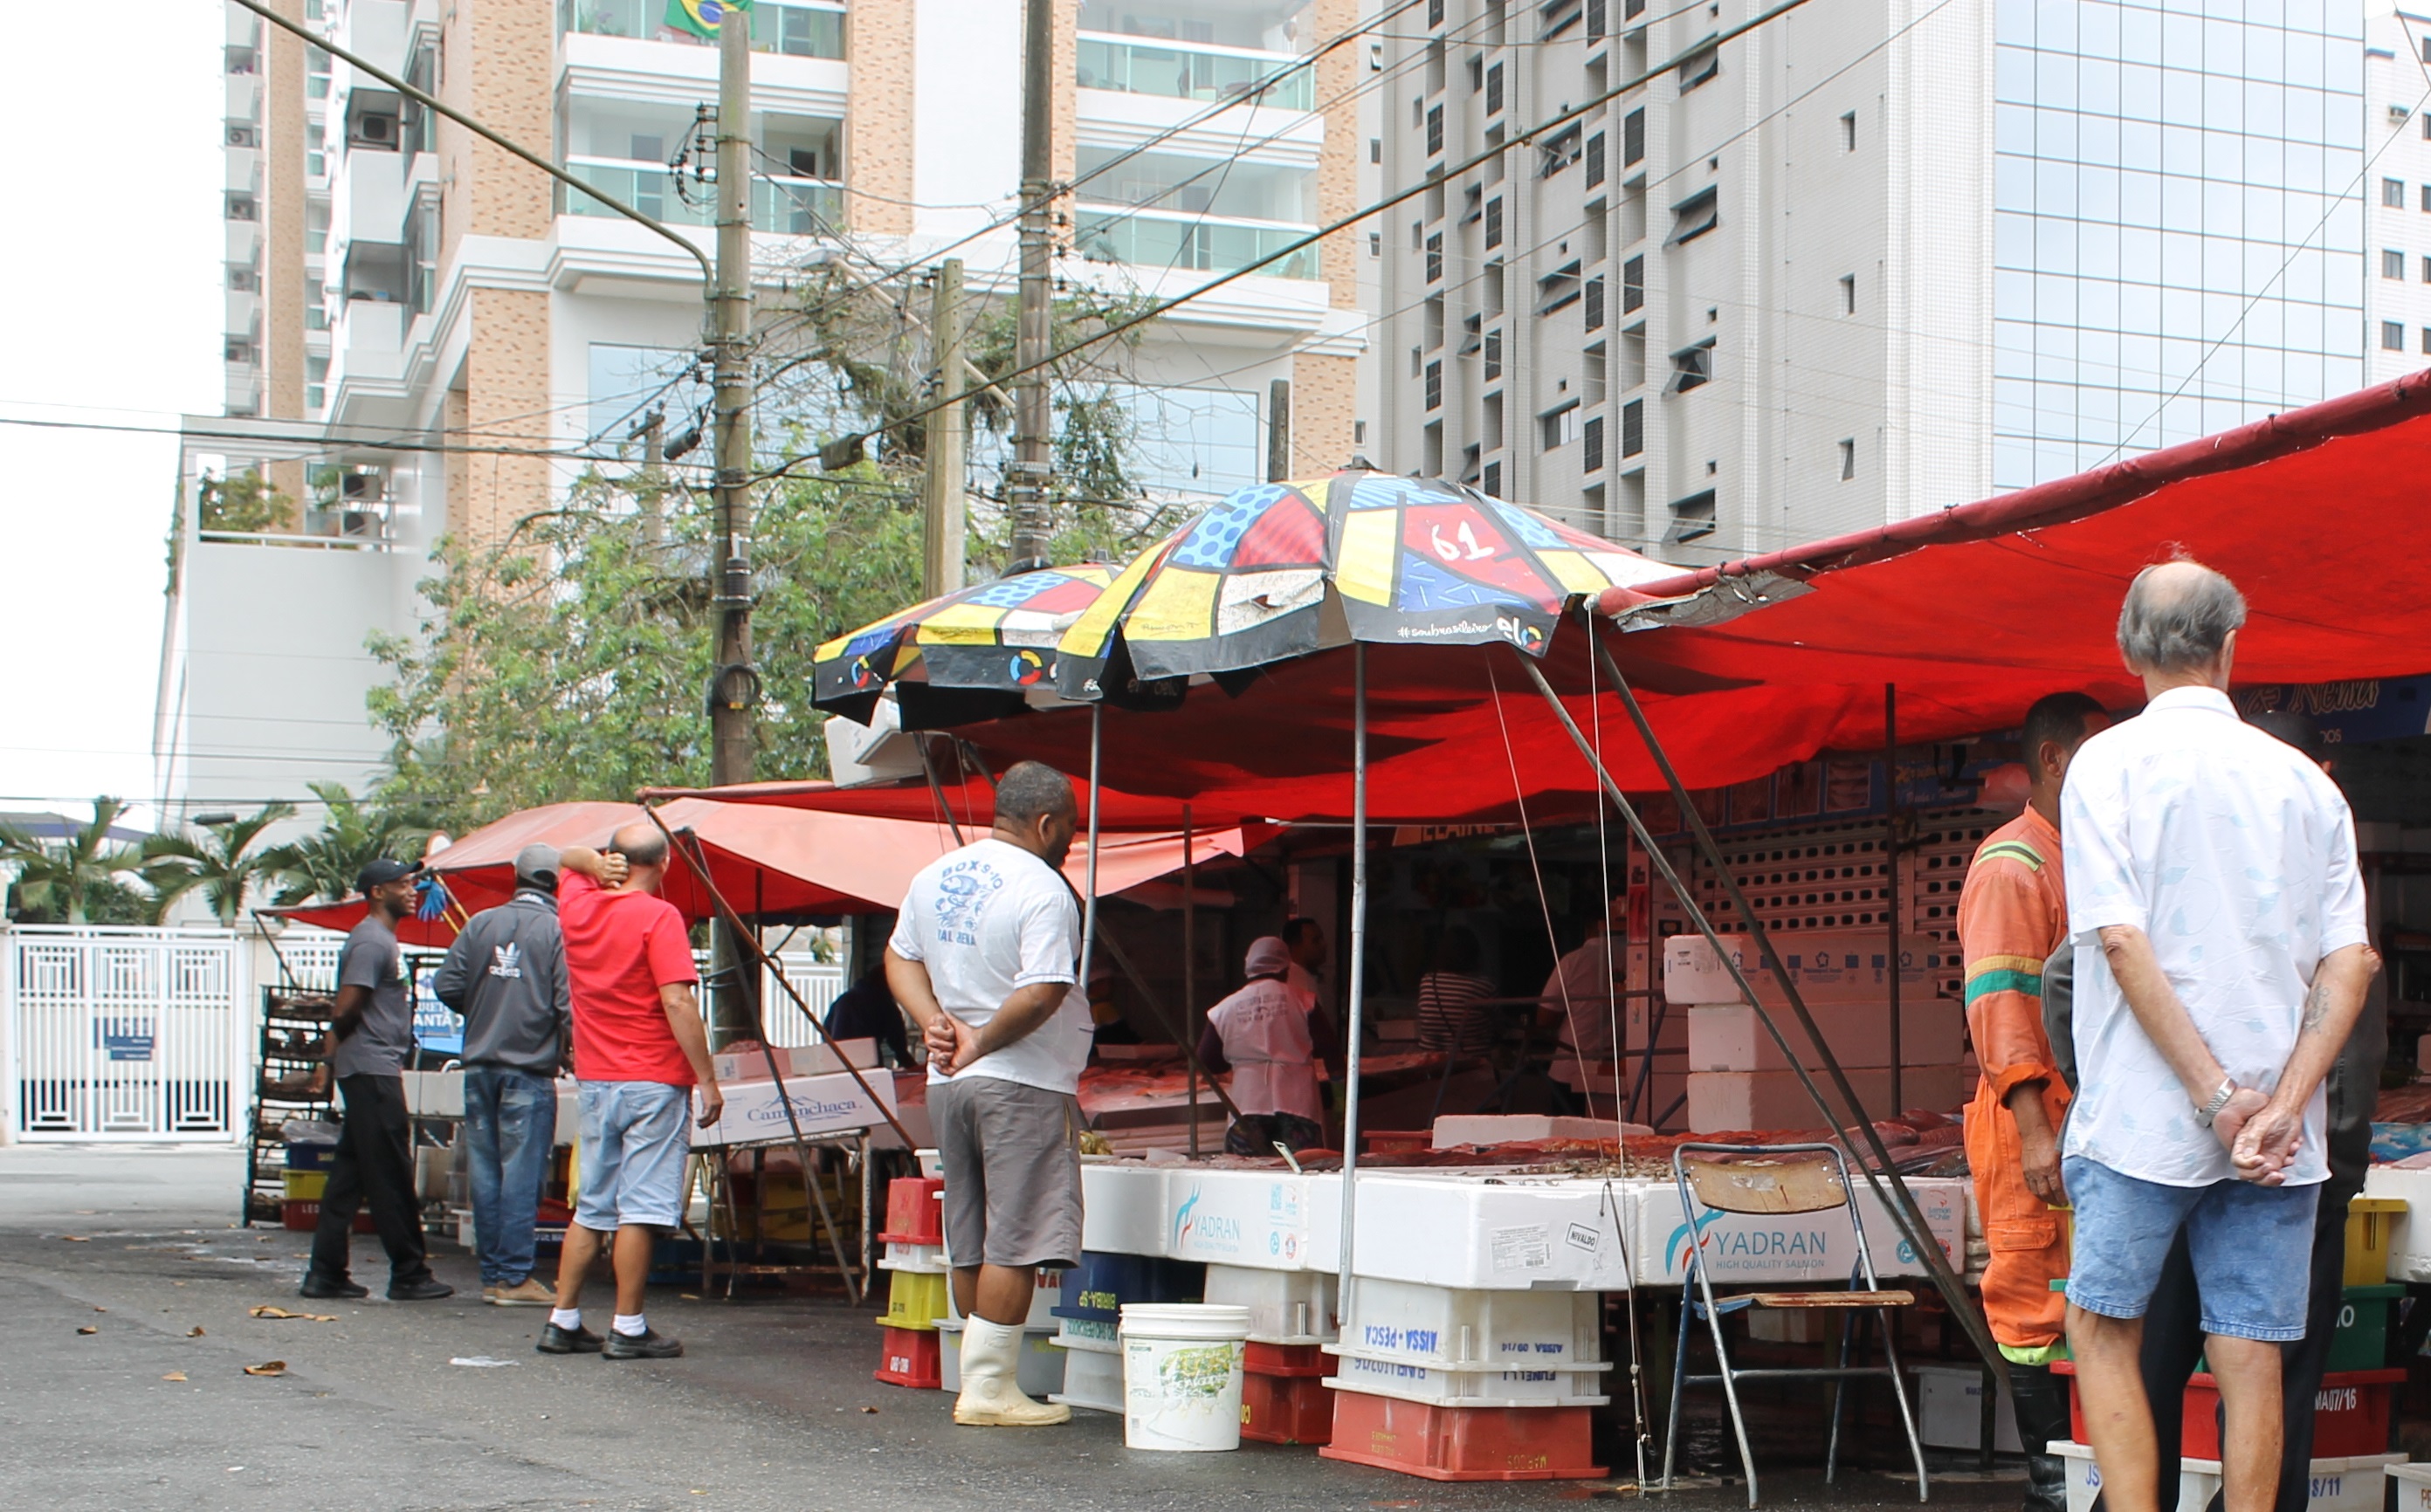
[196, 470, 298, 534]
[0, 798, 150, 926]
[271, 783, 434, 904]
[141, 802, 298, 925]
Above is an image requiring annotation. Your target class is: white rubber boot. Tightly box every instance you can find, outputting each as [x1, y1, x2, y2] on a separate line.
[953, 1316, 1071, 1426]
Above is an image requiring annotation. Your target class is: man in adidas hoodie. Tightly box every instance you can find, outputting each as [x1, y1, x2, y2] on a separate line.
[435, 843, 573, 1308]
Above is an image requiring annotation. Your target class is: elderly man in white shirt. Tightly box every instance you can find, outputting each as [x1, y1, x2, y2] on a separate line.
[2059, 559, 2379, 1512]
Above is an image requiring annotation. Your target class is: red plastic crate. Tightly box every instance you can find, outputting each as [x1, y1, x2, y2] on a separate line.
[874, 1324, 942, 1389]
[2057, 1364, 2402, 1459]
[281, 1200, 374, 1234]
[878, 1178, 945, 1246]
[1319, 1391, 1605, 1481]
[1243, 1369, 1335, 1445]
[1245, 1340, 1328, 1378]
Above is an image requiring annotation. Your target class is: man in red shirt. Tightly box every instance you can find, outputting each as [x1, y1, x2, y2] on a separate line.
[535, 824, 721, 1362]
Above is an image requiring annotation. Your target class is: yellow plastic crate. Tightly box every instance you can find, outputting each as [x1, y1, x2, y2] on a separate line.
[879, 1267, 949, 1332]
[282, 1170, 327, 1201]
[2347, 1196, 2407, 1287]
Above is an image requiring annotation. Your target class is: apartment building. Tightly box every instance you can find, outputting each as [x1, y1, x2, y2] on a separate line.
[1367, 0, 2369, 560]
[163, 0, 1367, 819]
[2367, 4, 2431, 382]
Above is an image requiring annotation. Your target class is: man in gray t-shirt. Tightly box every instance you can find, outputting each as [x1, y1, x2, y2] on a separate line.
[303, 859, 452, 1302]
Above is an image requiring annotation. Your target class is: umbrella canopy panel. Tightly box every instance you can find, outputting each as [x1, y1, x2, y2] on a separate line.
[813, 563, 1115, 723]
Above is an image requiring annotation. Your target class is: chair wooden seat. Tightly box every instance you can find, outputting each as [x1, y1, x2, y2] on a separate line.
[1739, 1289, 1917, 1309]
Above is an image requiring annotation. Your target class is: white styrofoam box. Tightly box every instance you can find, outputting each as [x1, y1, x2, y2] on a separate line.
[1322, 1352, 1611, 1408]
[1431, 1114, 1651, 1148]
[2385, 1459, 2431, 1512]
[879, 1241, 947, 1275]
[692, 1068, 898, 1146]
[1339, 1277, 1601, 1367]
[2362, 1165, 2430, 1282]
[917, 1147, 943, 1179]
[1203, 1263, 1337, 1343]
[2052, 1442, 2221, 1512]
[1686, 1065, 1966, 1132]
[936, 1322, 1067, 1398]
[1322, 1173, 1634, 1291]
[1079, 1160, 1170, 1257]
[2311, 1456, 2407, 1512]
[1912, 1364, 2023, 1454]
[942, 1267, 1061, 1329]
[1684, 999, 1966, 1074]
[1632, 1176, 1965, 1285]
[401, 1069, 465, 1117]
[711, 1038, 879, 1084]
[1664, 932, 1942, 1007]
[1164, 1167, 1322, 1269]
[1052, 1338, 1125, 1413]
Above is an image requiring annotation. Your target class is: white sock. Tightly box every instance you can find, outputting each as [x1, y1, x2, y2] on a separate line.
[549, 1309, 582, 1331]
[612, 1313, 648, 1337]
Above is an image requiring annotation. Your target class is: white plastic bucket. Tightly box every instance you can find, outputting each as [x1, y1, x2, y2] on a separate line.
[1119, 1302, 1251, 1452]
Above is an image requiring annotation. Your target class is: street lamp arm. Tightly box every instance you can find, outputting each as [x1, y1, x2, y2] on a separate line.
[227, 0, 715, 288]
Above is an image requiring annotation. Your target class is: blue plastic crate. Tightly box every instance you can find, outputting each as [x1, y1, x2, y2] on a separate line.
[1049, 1250, 1203, 1323]
[283, 1142, 336, 1172]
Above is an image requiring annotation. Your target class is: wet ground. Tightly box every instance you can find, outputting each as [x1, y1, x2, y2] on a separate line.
[0, 1143, 2031, 1512]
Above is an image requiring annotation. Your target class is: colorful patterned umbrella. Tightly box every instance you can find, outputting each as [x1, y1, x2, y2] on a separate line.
[1055, 471, 1682, 697]
[812, 564, 1116, 721]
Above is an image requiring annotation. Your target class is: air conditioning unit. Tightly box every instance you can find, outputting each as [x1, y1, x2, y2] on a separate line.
[340, 470, 383, 502]
[355, 113, 396, 145]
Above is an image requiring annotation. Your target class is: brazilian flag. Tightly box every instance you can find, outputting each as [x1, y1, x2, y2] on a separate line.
[665, 0, 749, 38]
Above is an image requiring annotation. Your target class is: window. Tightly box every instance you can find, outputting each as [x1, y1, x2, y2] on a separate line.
[1669, 338, 1715, 392]
[1425, 295, 1445, 351]
[2422, 257, 2431, 284]
[1583, 415, 1605, 472]
[1425, 361, 1443, 411]
[1678, 42, 1719, 90]
[1484, 329, 1503, 381]
[1484, 393, 1505, 450]
[2421, 185, 2431, 211]
[2421, 35, 2430, 62]
[1484, 460, 1502, 497]
[1587, 0, 1607, 37]
[2422, 327, 2431, 354]
[1838, 438, 1856, 481]
[1429, 0, 1445, 23]
[2385, 249, 2407, 280]
[1623, 254, 1644, 313]
[2384, 321, 2406, 351]
[1586, 133, 1606, 188]
[1540, 400, 1581, 450]
[1369, 231, 1381, 258]
[1426, 231, 1443, 283]
[2424, 113, 2431, 140]
[1839, 273, 1856, 314]
[2387, 178, 2408, 209]
[1539, 0, 1584, 39]
[1370, 137, 1381, 163]
[1484, 259, 1505, 315]
[1621, 397, 1643, 457]
[1426, 104, 1444, 158]
[1669, 187, 1719, 244]
[1585, 276, 1606, 331]
[1485, 196, 1504, 249]
[1667, 490, 1717, 544]
[1841, 111, 1856, 151]
[1487, 61, 1504, 116]
[1623, 107, 1644, 168]
[1411, 346, 1424, 378]
[1355, 419, 1367, 444]
[1539, 125, 1584, 178]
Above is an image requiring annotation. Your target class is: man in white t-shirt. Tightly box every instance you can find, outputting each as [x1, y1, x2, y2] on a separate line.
[2060, 559, 2379, 1512]
[885, 760, 1092, 1428]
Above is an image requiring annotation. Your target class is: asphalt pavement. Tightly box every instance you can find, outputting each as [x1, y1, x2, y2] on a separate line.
[0, 1143, 2023, 1512]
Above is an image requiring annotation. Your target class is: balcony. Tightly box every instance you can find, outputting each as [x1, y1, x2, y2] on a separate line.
[562, 158, 844, 236]
[1072, 206, 1319, 280]
[560, 0, 845, 58]
[1075, 32, 1314, 112]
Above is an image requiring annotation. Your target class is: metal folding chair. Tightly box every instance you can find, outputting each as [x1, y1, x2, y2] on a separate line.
[1663, 1142, 1929, 1506]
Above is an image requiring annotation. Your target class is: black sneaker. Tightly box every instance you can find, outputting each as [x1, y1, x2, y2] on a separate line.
[299, 1274, 368, 1300]
[602, 1328, 684, 1361]
[387, 1278, 456, 1302]
[536, 1322, 605, 1355]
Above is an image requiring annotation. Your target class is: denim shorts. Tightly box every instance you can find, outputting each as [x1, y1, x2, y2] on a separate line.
[574, 1080, 692, 1232]
[2063, 1155, 2320, 1342]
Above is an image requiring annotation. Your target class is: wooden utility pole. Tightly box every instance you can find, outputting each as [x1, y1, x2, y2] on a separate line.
[923, 258, 968, 597]
[1007, 0, 1056, 571]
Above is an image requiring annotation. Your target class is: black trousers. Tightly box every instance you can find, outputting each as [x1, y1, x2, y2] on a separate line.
[2090, 1184, 2351, 1512]
[310, 1073, 431, 1286]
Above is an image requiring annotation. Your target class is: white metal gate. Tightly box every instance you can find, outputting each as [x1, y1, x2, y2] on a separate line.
[5, 926, 248, 1141]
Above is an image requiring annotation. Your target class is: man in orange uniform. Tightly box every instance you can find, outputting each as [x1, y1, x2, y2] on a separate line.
[1960, 691, 2106, 1512]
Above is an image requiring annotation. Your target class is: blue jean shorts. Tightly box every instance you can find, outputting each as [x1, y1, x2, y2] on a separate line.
[2063, 1155, 2320, 1342]
[574, 1081, 692, 1232]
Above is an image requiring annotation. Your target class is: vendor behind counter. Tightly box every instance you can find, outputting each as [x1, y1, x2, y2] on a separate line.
[1198, 936, 1337, 1154]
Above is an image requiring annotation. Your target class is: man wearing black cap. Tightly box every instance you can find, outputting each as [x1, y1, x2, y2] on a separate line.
[300, 859, 453, 1302]
[435, 843, 572, 1306]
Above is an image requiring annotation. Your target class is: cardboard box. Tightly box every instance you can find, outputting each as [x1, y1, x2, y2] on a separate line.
[711, 1038, 878, 1084]
[1685, 1065, 1964, 1131]
[1663, 931, 1944, 1007]
[1685, 999, 1966, 1073]
[692, 1068, 898, 1146]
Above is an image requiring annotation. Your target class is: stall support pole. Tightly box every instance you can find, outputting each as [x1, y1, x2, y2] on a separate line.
[1335, 643, 1369, 1323]
[1078, 703, 1103, 996]
[1185, 802, 1199, 1157]
[1885, 684, 1903, 1115]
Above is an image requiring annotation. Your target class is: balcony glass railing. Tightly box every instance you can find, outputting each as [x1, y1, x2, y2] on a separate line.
[1075, 32, 1314, 111]
[560, 0, 846, 59]
[1072, 206, 1318, 280]
[562, 159, 844, 236]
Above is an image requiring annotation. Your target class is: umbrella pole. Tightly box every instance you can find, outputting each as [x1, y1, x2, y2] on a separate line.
[1335, 642, 1368, 1325]
[1078, 701, 1102, 993]
[1185, 801, 1198, 1158]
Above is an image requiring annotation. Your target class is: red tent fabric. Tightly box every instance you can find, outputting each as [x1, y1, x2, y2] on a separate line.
[641, 774, 1207, 832]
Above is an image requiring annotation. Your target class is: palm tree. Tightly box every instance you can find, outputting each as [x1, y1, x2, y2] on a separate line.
[273, 782, 433, 904]
[0, 797, 149, 925]
[142, 801, 299, 926]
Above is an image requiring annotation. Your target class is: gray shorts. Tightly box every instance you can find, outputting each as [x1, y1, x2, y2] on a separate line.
[929, 1075, 1084, 1270]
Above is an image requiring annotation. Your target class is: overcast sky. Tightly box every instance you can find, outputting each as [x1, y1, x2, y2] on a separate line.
[0, 3, 223, 825]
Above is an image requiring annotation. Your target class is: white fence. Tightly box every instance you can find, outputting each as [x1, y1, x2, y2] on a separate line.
[4, 926, 252, 1143]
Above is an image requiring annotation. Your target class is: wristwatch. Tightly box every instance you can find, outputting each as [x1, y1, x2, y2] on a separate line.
[2193, 1077, 2238, 1128]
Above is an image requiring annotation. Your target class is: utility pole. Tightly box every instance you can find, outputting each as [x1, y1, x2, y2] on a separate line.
[630, 407, 666, 548]
[1007, 0, 1056, 572]
[1266, 378, 1291, 483]
[923, 258, 968, 597]
[707, 8, 759, 1046]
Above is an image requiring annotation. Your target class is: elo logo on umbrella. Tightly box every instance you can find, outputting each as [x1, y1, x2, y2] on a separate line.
[1009, 649, 1048, 685]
